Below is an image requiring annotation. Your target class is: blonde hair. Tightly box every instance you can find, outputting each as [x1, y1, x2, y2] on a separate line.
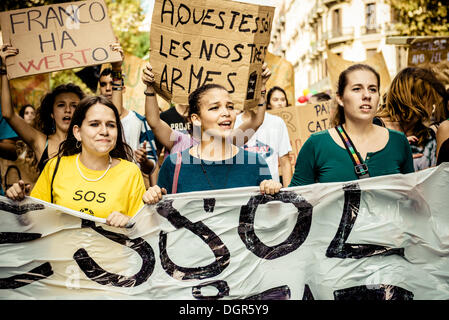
[377, 67, 447, 146]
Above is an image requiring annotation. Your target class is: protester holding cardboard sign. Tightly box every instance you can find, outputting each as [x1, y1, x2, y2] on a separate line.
[290, 64, 414, 186]
[141, 62, 271, 156]
[143, 83, 282, 203]
[149, 0, 274, 110]
[1, 44, 86, 174]
[98, 42, 159, 187]
[6, 96, 145, 228]
[0, 0, 121, 79]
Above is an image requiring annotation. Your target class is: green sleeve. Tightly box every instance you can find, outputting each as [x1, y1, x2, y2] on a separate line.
[289, 135, 317, 186]
[401, 134, 415, 174]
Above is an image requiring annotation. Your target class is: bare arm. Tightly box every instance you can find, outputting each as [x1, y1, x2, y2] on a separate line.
[150, 164, 159, 187]
[231, 63, 271, 146]
[1, 45, 46, 157]
[437, 120, 449, 157]
[142, 63, 175, 150]
[279, 154, 292, 187]
[110, 42, 124, 114]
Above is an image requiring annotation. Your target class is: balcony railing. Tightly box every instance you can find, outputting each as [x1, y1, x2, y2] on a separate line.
[323, 27, 355, 44]
[361, 24, 381, 35]
[322, 0, 347, 7]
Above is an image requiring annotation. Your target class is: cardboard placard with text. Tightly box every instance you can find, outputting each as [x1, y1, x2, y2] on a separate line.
[0, 0, 121, 79]
[122, 53, 170, 115]
[265, 51, 295, 107]
[326, 50, 391, 95]
[149, 0, 275, 110]
[407, 37, 449, 67]
[268, 101, 332, 165]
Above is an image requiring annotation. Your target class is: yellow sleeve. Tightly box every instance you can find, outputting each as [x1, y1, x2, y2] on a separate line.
[126, 165, 146, 217]
[30, 157, 58, 203]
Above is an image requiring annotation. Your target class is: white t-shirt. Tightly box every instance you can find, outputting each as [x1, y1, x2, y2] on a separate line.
[121, 110, 157, 171]
[235, 112, 292, 182]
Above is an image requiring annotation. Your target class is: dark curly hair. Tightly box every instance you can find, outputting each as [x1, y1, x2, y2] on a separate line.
[18, 104, 35, 118]
[36, 83, 85, 135]
[57, 95, 133, 161]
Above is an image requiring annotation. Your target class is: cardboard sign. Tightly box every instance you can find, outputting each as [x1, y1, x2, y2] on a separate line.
[326, 49, 391, 95]
[149, 0, 275, 110]
[265, 51, 295, 107]
[268, 101, 332, 165]
[122, 53, 170, 115]
[407, 37, 449, 67]
[0, 0, 121, 79]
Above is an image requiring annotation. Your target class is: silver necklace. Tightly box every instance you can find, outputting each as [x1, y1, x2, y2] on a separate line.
[76, 154, 112, 182]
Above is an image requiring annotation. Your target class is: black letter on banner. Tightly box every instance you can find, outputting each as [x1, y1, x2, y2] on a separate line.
[326, 183, 405, 259]
[156, 199, 230, 280]
[0, 202, 44, 215]
[0, 232, 41, 244]
[302, 284, 315, 300]
[333, 284, 414, 300]
[0, 262, 53, 289]
[238, 191, 312, 260]
[0, 215, 52, 289]
[246, 285, 291, 300]
[203, 198, 215, 213]
[192, 280, 229, 300]
[73, 219, 155, 287]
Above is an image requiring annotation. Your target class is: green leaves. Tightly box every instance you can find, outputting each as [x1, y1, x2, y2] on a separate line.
[388, 0, 449, 36]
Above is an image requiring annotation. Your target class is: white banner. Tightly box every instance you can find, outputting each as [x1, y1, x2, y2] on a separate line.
[1, 164, 449, 300]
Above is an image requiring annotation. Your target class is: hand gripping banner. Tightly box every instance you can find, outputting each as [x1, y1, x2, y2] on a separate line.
[1, 164, 449, 299]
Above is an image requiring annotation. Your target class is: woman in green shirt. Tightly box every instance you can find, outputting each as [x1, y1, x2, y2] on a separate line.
[290, 64, 414, 186]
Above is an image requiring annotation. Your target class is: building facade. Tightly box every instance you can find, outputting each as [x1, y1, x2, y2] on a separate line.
[269, 0, 406, 102]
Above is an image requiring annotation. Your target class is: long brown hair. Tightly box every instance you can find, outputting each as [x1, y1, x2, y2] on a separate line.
[57, 96, 133, 161]
[331, 64, 380, 127]
[377, 67, 447, 146]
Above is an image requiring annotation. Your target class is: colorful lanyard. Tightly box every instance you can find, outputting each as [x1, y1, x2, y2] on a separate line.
[336, 125, 370, 179]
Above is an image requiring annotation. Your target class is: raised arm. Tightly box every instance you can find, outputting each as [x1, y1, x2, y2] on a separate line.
[437, 120, 449, 157]
[231, 63, 271, 146]
[142, 63, 175, 150]
[110, 42, 124, 114]
[1, 45, 46, 156]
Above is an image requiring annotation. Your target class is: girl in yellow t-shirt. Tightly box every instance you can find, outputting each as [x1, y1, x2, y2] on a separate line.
[6, 96, 146, 228]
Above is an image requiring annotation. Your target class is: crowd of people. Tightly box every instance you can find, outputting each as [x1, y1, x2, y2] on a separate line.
[1, 40, 449, 227]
